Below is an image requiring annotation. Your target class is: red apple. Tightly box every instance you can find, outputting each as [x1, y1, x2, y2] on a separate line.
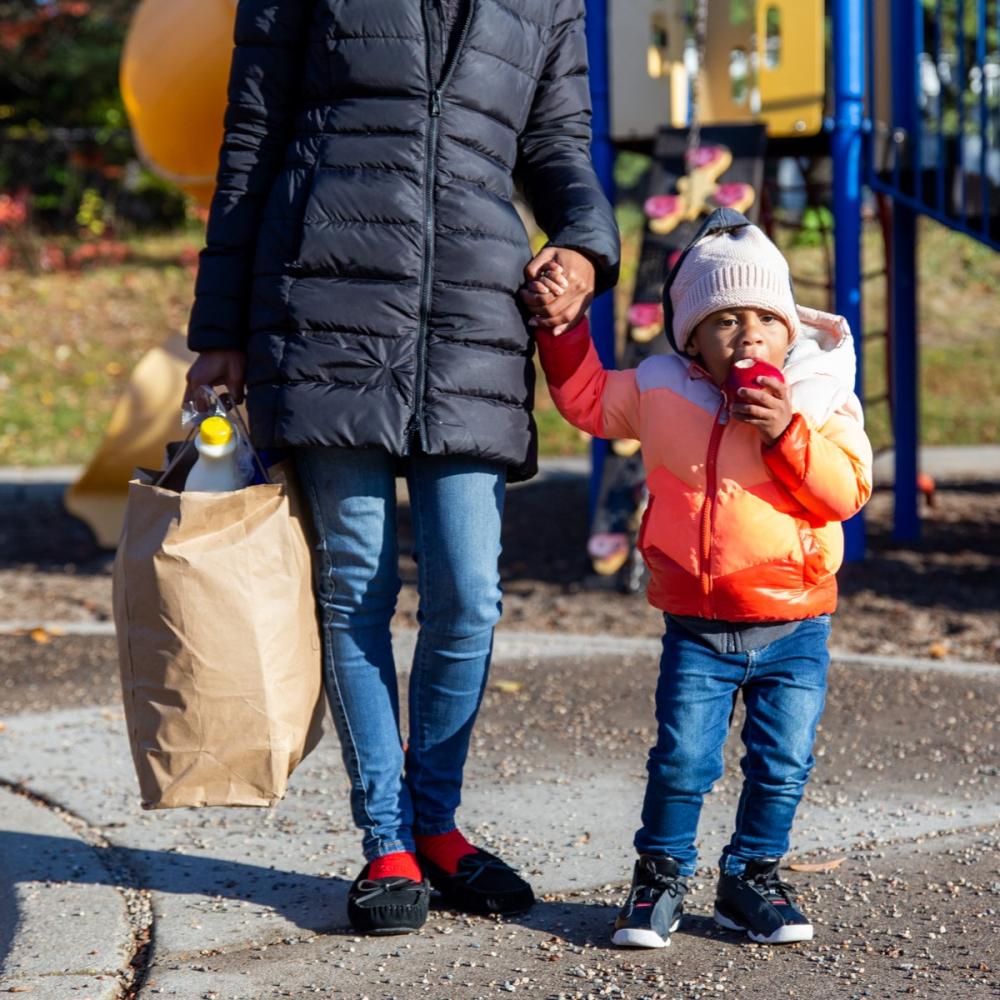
[723, 358, 785, 406]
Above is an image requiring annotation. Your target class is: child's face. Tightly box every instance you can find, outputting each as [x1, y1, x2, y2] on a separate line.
[685, 308, 791, 386]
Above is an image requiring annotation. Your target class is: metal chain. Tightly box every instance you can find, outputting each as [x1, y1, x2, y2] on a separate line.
[685, 0, 710, 160]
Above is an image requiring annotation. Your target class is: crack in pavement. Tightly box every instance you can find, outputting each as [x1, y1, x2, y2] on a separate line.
[0, 779, 155, 999]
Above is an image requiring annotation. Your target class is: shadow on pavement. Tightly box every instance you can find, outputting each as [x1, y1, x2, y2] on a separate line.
[0, 830, 350, 948]
[0, 831, 625, 954]
[0, 864, 17, 969]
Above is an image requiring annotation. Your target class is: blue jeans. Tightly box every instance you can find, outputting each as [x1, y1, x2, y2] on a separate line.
[635, 616, 831, 876]
[295, 447, 505, 860]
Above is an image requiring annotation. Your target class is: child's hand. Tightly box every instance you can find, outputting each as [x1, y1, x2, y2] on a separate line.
[519, 247, 595, 334]
[731, 375, 793, 445]
[520, 262, 569, 317]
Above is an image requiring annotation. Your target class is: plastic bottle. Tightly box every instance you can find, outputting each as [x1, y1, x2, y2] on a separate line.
[185, 416, 246, 493]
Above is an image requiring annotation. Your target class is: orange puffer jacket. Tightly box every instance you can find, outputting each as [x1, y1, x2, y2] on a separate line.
[537, 308, 874, 621]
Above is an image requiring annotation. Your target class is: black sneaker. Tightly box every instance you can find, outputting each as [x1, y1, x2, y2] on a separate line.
[611, 854, 688, 949]
[417, 848, 535, 915]
[347, 864, 430, 935]
[714, 858, 813, 944]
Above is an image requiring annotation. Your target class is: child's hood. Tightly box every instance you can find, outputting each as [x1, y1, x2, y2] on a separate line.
[785, 305, 865, 428]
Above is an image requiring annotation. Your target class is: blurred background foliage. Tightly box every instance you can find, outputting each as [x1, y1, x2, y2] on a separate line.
[0, 0, 189, 239]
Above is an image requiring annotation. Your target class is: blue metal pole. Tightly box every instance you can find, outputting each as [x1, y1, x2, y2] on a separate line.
[957, 0, 969, 224]
[832, 0, 866, 560]
[935, 0, 945, 213]
[977, 0, 989, 237]
[890, 0, 921, 541]
[585, 0, 615, 520]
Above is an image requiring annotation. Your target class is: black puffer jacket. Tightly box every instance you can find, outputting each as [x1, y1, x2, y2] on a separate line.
[188, 0, 620, 480]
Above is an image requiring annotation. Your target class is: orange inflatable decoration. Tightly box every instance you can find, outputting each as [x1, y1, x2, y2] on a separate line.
[119, 0, 237, 208]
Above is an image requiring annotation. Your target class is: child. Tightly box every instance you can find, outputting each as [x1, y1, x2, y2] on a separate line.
[530, 208, 873, 948]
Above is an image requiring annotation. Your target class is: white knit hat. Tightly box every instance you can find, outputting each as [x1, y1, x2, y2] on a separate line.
[669, 221, 799, 353]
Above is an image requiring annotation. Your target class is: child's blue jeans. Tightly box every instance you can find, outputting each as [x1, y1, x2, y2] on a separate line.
[635, 615, 831, 876]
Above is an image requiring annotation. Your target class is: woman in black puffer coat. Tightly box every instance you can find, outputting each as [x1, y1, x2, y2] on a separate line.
[186, 0, 619, 935]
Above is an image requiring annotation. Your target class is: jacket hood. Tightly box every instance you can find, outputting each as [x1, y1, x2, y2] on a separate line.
[785, 305, 865, 429]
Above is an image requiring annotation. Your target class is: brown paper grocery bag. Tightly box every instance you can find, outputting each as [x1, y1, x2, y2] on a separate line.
[112, 461, 325, 809]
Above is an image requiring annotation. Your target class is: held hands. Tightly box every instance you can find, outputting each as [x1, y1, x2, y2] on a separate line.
[519, 246, 595, 335]
[185, 349, 247, 406]
[731, 376, 794, 445]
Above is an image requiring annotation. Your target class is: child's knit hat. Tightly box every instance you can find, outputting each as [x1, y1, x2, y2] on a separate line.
[662, 208, 799, 354]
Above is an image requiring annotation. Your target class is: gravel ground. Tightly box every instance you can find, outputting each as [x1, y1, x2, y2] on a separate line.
[1, 596, 997, 997]
[139, 652, 998, 999]
[1, 473, 997, 664]
[159, 830, 999, 1000]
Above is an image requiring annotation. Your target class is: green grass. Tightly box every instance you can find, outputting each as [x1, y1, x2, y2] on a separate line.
[0, 231, 198, 466]
[1, 218, 997, 466]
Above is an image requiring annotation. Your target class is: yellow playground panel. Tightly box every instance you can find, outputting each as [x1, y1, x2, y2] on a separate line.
[611, 0, 825, 141]
[699, 0, 825, 137]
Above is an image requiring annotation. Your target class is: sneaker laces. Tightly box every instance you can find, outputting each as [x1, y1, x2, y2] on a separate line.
[748, 868, 796, 906]
[634, 860, 687, 905]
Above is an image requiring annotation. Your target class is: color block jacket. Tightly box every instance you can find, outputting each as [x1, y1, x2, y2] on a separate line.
[187, 0, 620, 482]
[537, 308, 874, 621]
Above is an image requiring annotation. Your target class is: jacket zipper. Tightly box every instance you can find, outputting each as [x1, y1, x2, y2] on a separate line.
[412, 0, 476, 450]
[698, 401, 728, 617]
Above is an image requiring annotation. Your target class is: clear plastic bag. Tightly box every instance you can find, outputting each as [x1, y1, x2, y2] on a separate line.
[163, 386, 266, 490]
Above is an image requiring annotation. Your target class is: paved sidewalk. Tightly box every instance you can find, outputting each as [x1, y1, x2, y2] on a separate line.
[1, 635, 998, 999]
[0, 788, 137, 999]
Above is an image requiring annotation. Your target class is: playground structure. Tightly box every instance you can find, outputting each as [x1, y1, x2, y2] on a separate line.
[66, 1, 1000, 567]
[585, 0, 1000, 584]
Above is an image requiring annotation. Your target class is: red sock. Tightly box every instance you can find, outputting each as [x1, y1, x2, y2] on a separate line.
[368, 851, 422, 882]
[415, 829, 477, 874]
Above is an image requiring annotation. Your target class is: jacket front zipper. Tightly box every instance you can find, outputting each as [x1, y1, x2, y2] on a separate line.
[412, 0, 476, 450]
[698, 401, 728, 617]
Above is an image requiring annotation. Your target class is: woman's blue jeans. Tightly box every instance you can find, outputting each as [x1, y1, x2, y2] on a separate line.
[636, 616, 831, 876]
[295, 447, 505, 861]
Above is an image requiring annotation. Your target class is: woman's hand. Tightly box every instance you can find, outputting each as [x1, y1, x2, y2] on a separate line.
[186, 349, 247, 405]
[732, 376, 794, 445]
[519, 246, 595, 334]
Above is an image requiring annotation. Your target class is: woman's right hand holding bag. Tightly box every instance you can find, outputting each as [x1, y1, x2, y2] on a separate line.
[186, 349, 247, 406]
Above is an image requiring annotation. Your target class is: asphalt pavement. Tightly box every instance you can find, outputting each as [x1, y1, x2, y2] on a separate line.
[0, 631, 998, 999]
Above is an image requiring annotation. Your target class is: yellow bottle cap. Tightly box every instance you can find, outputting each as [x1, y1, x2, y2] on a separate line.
[199, 415, 233, 447]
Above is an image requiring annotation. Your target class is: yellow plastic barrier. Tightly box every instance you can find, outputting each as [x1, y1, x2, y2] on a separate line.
[119, 0, 237, 208]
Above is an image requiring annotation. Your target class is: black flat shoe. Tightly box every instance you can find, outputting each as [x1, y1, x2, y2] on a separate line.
[418, 848, 535, 916]
[347, 864, 430, 935]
